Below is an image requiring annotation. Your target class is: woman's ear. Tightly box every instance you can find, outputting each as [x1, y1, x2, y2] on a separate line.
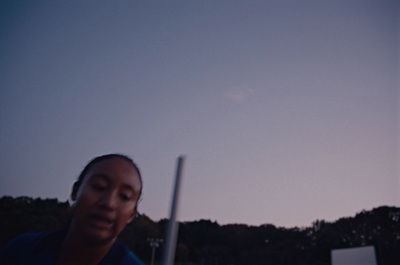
[71, 181, 80, 201]
[127, 207, 137, 224]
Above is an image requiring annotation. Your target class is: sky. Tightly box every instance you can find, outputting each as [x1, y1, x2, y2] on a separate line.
[0, 0, 399, 228]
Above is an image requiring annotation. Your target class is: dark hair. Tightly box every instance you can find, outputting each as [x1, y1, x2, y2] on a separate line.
[76, 153, 143, 205]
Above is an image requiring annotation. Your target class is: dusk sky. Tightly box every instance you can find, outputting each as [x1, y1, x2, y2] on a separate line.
[1, 1, 399, 228]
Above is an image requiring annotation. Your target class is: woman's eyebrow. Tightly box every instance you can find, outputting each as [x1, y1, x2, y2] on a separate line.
[90, 174, 138, 192]
[120, 183, 137, 193]
[89, 174, 110, 182]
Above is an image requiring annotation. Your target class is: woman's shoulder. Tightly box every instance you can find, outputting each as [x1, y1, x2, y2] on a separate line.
[0, 231, 62, 264]
[11, 231, 53, 242]
[1, 231, 51, 251]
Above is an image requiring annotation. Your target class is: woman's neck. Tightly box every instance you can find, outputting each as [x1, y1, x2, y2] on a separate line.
[57, 228, 115, 265]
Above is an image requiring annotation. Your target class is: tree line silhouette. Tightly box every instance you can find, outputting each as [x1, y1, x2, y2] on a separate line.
[1, 196, 399, 265]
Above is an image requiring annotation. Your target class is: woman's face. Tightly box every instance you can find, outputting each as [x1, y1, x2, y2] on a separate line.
[70, 157, 142, 245]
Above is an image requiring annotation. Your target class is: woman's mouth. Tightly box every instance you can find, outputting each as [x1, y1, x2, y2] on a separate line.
[88, 214, 114, 229]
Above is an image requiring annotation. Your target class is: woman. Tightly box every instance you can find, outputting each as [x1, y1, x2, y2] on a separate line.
[0, 154, 145, 265]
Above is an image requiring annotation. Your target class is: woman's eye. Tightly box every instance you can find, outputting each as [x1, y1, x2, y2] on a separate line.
[120, 194, 131, 201]
[92, 184, 106, 191]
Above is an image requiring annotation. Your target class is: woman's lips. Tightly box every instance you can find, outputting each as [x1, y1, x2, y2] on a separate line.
[88, 214, 114, 229]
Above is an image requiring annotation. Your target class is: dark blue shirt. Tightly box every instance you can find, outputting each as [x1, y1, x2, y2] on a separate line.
[0, 231, 144, 265]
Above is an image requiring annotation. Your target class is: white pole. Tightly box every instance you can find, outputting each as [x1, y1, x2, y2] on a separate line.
[148, 238, 162, 265]
[161, 156, 185, 265]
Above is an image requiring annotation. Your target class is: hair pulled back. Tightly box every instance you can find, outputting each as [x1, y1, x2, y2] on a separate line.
[76, 154, 143, 203]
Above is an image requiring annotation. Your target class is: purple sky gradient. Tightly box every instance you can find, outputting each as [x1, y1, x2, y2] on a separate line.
[1, 0, 399, 227]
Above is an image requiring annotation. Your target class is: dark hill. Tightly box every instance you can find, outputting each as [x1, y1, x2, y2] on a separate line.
[1, 196, 399, 265]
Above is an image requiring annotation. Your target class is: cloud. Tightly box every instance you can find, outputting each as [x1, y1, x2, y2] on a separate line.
[226, 91, 245, 102]
[225, 86, 254, 103]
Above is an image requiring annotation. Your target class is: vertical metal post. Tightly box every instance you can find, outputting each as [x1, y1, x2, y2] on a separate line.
[161, 156, 185, 265]
[151, 246, 156, 265]
[148, 238, 163, 265]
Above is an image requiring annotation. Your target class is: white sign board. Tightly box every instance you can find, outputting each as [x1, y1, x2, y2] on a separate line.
[331, 246, 377, 265]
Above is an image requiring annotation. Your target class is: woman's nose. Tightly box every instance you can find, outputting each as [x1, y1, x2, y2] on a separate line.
[100, 191, 118, 210]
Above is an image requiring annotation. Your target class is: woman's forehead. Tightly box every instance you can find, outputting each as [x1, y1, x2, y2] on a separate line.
[86, 158, 141, 188]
